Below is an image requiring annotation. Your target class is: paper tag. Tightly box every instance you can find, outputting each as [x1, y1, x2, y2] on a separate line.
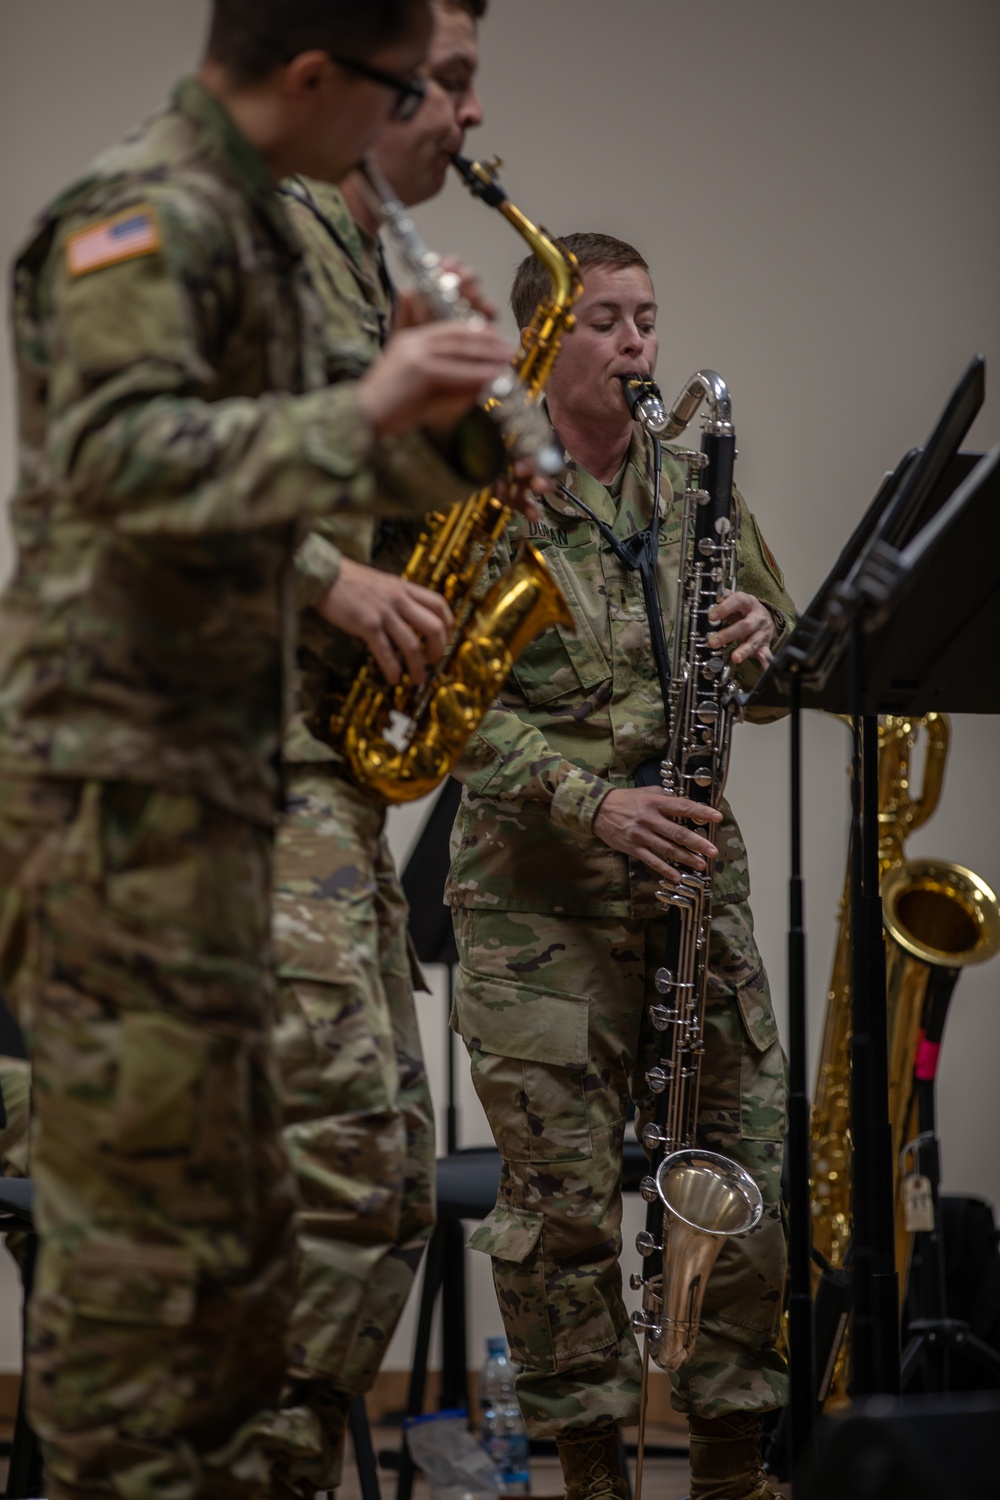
[902, 1173, 935, 1233]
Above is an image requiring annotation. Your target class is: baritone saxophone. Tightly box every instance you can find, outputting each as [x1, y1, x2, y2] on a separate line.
[327, 156, 581, 803]
[809, 713, 1000, 1403]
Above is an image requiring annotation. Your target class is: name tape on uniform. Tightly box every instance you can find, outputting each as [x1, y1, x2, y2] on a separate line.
[65, 206, 162, 278]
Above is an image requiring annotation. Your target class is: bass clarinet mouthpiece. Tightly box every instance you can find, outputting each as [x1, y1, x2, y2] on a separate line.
[620, 374, 670, 436]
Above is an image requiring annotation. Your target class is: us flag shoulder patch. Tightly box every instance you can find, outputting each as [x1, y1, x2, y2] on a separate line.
[65, 206, 162, 278]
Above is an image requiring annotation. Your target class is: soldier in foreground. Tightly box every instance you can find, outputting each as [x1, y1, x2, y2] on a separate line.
[265, 5, 491, 1493]
[448, 234, 796, 1500]
[0, 2, 520, 1496]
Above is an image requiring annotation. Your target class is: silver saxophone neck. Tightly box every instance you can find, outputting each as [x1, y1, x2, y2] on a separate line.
[359, 156, 561, 475]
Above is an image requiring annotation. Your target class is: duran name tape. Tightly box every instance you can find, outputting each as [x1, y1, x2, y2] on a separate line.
[65, 206, 162, 277]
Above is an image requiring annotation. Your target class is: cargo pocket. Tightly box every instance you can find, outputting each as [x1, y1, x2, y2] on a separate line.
[470, 1202, 623, 1371]
[733, 966, 786, 1143]
[38, 1240, 198, 1434]
[113, 1011, 208, 1156]
[110, 1012, 258, 1224]
[469, 1201, 543, 1262]
[455, 968, 592, 1163]
[469, 1205, 551, 1371]
[700, 954, 785, 1145]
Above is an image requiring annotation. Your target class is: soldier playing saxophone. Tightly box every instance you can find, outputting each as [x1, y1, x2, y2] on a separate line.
[448, 234, 797, 1500]
[262, 6, 549, 1495]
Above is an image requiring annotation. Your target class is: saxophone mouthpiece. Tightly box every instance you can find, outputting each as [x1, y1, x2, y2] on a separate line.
[621, 375, 670, 436]
[451, 153, 508, 208]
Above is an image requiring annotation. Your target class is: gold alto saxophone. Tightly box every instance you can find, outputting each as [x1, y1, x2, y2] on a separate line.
[810, 713, 1000, 1402]
[327, 157, 581, 803]
[627, 373, 764, 1499]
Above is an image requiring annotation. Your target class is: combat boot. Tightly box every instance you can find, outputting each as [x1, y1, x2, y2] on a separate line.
[686, 1411, 782, 1500]
[555, 1420, 630, 1500]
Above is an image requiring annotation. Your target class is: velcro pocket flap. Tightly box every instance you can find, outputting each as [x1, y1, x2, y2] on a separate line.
[455, 968, 588, 1068]
[64, 1241, 198, 1327]
[468, 1204, 543, 1263]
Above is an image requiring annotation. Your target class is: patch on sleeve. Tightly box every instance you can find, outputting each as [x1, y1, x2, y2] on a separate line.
[750, 513, 786, 590]
[65, 206, 162, 278]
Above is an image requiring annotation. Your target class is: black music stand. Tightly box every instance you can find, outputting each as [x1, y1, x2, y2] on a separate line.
[743, 355, 991, 1480]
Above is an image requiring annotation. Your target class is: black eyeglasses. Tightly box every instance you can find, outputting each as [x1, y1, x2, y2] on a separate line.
[331, 54, 427, 121]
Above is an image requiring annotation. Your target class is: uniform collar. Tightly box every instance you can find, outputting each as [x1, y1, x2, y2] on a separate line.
[291, 178, 368, 273]
[172, 77, 299, 253]
[546, 421, 659, 523]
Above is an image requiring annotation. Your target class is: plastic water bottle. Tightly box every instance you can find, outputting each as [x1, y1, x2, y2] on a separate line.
[479, 1335, 531, 1494]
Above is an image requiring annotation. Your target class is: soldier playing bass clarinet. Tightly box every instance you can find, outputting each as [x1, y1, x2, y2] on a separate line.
[447, 233, 797, 1500]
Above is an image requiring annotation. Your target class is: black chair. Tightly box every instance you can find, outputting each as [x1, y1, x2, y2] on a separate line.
[0, 1011, 41, 1500]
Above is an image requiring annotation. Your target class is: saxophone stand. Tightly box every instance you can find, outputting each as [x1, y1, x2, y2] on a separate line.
[744, 355, 991, 1485]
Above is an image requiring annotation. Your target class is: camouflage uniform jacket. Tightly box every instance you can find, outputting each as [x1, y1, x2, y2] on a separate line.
[0, 83, 473, 824]
[279, 178, 436, 765]
[446, 427, 797, 918]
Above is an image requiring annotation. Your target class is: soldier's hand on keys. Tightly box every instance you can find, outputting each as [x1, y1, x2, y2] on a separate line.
[592, 786, 722, 886]
[358, 321, 512, 437]
[314, 559, 453, 686]
[395, 256, 498, 329]
[707, 591, 774, 669]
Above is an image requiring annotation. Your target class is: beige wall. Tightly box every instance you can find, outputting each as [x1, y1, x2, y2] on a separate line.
[1, 0, 999, 1375]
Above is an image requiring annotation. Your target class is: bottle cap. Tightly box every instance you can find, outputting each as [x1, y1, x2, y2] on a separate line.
[486, 1335, 507, 1354]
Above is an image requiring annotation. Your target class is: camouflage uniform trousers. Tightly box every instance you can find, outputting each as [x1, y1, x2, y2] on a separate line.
[266, 765, 435, 1496]
[0, 774, 298, 1500]
[452, 901, 789, 1439]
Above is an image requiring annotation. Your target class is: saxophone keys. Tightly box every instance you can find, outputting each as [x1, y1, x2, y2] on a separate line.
[642, 1123, 668, 1151]
[649, 1004, 673, 1031]
[630, 1310, 662, 1337]
[654, 967, 674, 994]
[629, 1273, 645, 1291]
[639, 1175, 659, 1203]
[635, 1230, 660, 1257]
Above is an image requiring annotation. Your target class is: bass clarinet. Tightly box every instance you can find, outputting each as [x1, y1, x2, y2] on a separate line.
[624, 372, 764, 1500]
